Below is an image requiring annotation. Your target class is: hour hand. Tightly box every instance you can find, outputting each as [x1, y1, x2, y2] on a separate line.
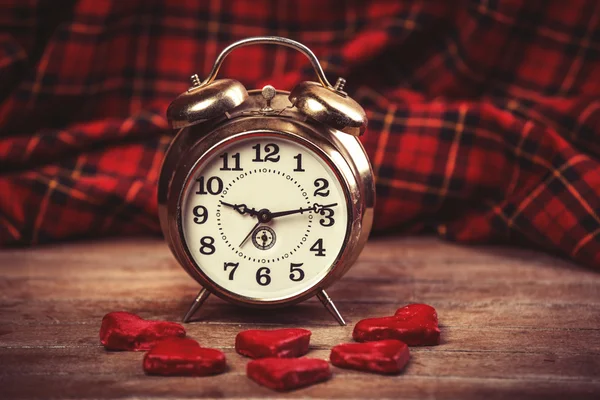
[219, 201, 259, 217]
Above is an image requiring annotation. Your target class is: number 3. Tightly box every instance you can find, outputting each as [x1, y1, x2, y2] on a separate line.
[319, 208, 335, 227]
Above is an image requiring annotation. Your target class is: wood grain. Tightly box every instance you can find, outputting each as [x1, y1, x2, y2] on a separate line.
[3, 299, 600, 328]
[1, 237, 599, 399]
[2, 347, 598, 380]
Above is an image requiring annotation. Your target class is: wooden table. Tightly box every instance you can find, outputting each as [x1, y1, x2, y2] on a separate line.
[1, 237, 599, 399]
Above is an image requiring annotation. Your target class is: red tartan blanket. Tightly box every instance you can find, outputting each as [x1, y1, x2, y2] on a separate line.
[1, 1, 599, 268]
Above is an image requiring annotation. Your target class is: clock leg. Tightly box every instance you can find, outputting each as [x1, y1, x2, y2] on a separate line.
[182, 287, 211, 323]
[317, 289, 346, 326]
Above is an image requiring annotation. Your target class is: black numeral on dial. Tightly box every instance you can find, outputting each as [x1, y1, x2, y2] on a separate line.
[192, 205, 208, 224]
[219, 152, 243, 171]
[256, 267, 271, 286]
[199, 236, 215, 255]
[319, 208, 335, 227]
[252, 143, 280, 162]
[196, 176, 223, 195]
[289, 263, 305, 281]
[224, 262, 239, 280]
[313, 178, 330, 197]
[310, 238, 326, 256]
[293, 153, 305, 172]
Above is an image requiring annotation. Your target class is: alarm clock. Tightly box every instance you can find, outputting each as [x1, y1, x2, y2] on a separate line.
[158, 37, 375, 325]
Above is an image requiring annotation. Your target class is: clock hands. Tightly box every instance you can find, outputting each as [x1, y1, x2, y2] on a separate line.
[223, 200, 338, 221]
[222, 200, 338, 248]
[220, 201, 262, 248]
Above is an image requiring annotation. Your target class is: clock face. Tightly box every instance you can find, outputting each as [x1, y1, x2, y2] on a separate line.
[180, 135, 349, 301]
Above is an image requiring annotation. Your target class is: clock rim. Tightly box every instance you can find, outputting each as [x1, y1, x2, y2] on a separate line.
[161, 115, 373, 308]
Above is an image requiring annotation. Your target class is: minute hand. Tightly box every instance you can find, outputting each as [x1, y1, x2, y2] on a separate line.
[270, 203, 338, 219]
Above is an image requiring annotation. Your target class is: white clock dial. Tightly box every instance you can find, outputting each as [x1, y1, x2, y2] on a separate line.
[181, 135, 349, 301]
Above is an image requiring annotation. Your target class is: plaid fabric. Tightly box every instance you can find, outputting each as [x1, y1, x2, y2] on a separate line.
[1, 0, 599, 268]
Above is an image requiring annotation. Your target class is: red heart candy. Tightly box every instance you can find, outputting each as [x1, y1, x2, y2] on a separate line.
[394, 303, 438, 322]
[143, 337, 227, 376]
[247, 357, 331, 391]
[99, 311, 186, 351]
[330, 340, 410, 374]
[352, 304, 440, 346]
[235, 328, 311, 358]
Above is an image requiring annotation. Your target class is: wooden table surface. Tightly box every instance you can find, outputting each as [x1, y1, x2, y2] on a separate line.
[1, 236, 599, 399]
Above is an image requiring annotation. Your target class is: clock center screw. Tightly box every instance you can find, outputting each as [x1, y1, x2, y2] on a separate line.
[258, 208, 272, 223]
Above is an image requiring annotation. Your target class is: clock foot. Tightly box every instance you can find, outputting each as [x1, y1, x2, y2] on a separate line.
[182, 287, 211, 323]
[317, 289, 346, 326]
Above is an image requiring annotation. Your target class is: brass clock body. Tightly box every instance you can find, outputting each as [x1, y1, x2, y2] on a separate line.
[157, 37, 375, 324]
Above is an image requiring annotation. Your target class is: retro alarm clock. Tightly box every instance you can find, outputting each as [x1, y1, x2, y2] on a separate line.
[158, 37, 374, 325]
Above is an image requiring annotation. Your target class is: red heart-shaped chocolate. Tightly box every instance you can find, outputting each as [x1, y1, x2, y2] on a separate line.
[353, 304, 440, 346]
[143, 337, 227, 376]
[330, 339, 410, 374]
[235, 328, 311, 358]
[247, 357, 331, 391]
[99, 311, 186, 351]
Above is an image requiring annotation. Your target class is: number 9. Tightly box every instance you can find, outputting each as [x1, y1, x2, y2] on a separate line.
[193, 205, 208, 224]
